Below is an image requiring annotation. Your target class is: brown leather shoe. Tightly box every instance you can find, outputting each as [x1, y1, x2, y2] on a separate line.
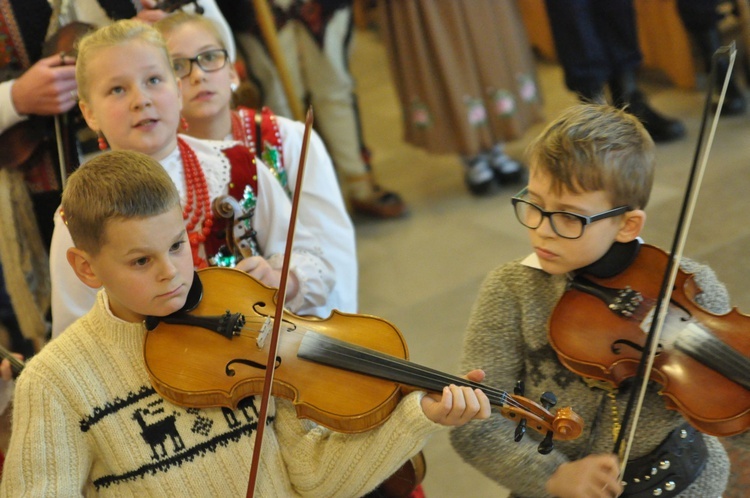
[350, 188, 408, 219]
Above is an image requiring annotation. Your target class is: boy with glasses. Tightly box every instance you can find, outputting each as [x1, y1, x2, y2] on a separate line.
[450, 103, 743, 497]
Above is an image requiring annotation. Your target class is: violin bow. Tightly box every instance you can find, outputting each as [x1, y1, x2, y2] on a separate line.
[245, 106, 314, 497]
[614, 43, 737, 477]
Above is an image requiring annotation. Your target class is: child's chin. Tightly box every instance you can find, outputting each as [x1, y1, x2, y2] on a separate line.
[539, 260, 570, 276]
[159, 297, 189, 317]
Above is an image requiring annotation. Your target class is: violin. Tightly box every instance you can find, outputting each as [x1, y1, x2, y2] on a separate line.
[549, 243, 750, 437]
[144, 267, 583, 452]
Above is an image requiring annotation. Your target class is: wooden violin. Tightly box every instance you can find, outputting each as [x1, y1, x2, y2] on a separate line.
[144, 267, 583, 451]
[550, 243, 750, 437]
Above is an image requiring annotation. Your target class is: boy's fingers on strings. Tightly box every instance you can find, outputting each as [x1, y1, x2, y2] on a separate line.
[474, 388, 491, 419]
[441, 384, 487, 425]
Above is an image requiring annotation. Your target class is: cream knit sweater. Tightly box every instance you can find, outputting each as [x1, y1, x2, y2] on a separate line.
[1, 291, 441, 497]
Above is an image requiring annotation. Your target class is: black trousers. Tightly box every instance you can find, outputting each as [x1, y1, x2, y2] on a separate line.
[544, 0, 642, 95]
[676, 0, 720, 32]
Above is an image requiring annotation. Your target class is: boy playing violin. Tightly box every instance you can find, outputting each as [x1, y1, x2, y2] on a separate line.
[0, 150, 491, 496]
[450, 103, 748, 497]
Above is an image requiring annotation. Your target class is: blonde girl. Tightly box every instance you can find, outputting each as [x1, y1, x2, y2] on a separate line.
[155, 12, 358, 316]
[50, 20, 334, 336]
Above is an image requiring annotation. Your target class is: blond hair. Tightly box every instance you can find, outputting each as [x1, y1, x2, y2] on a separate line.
[62, 150, 180, 255]
[154, 11, 228, 50]
[76, 19, 173, 102]
[526, 103, 656, 209]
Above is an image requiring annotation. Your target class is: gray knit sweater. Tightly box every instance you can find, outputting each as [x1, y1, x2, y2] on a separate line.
[450, 254, 749, 497]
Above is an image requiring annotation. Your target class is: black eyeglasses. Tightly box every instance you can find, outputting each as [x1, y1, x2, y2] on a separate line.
[172, 49, 228, 79]
[511, 187, 630, 239]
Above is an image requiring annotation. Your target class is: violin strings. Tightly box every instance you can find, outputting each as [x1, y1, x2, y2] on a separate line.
[297, 332, 536, 412]
[673, 323, 750, 390]
[236, 323, 532, 412]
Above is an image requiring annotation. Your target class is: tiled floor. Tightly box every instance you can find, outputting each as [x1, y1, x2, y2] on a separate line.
[348, 26, 750, 498]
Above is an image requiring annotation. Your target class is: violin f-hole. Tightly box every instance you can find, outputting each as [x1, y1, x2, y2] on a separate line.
[226, 356, 281, 377]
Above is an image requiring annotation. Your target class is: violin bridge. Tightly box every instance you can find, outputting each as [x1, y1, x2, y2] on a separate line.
[257, 317, 272, 349]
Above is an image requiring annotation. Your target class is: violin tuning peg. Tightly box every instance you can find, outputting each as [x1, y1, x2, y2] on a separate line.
[514, 380, 525, 396]
[537, 431, 554, 455]
[514, 418, 527, 442]
[540, 391, 557, 410]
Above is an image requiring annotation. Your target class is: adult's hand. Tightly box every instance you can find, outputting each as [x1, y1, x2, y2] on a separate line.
[10, 54, 77, 116]
[137, 0, 169, 23]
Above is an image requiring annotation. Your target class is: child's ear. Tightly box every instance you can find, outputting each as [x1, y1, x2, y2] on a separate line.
[79, 99, 99, 133]
[66, 247, 103, 289]
[229, 65, 240, 89]
[615, 209, 646, 243]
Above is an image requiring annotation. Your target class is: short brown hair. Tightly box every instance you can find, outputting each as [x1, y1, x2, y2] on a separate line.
[62, 150, 180, 255]
[526, 103, 656, 209]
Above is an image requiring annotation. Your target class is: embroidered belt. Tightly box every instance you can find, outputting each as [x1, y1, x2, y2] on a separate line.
[621, 423, 707, 497]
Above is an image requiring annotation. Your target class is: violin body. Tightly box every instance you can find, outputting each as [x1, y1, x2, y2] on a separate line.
[550, 244, 750, 436]
[145, 267, 583, 441]
[145, 268, 407, 433]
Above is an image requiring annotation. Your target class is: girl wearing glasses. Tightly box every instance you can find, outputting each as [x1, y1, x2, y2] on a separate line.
[49, 19, 335, 337]
[154, 12, 357, 318]
[450, 104, 743, 498]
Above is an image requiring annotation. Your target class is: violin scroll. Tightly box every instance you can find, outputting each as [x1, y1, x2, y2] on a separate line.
[502, 393, 583, 454]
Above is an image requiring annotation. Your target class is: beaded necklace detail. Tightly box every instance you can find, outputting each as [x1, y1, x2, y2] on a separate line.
[178, 137, 213, 269]
[231, 109, 255, 151]
[231, 107, 289, 195]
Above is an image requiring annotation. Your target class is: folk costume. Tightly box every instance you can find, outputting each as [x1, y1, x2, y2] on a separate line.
[50, 134, 334, 337]
[0, 0, 55, 365]
[230, 106, 357, 316]
[217, 0, 406, 218]
[450, 251, 750, 497]
[1, 290, 442, 496]
[377, 0, 543, 159]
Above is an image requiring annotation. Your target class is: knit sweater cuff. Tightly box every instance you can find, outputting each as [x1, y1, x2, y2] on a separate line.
[389, 391, 443, 439]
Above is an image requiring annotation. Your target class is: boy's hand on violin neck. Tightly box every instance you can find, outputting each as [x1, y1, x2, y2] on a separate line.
[420, 369, 491, 426]
[546, 454, 623, 498]
[12, 55, 78, 116]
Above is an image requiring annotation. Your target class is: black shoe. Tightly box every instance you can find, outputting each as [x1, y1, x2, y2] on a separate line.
[463, 154, 496, 196]
[690, 26, 746, 117]
[716, 80, 747, 116]
[488, 146, 525, 186]
[625, 91, 686, 143]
